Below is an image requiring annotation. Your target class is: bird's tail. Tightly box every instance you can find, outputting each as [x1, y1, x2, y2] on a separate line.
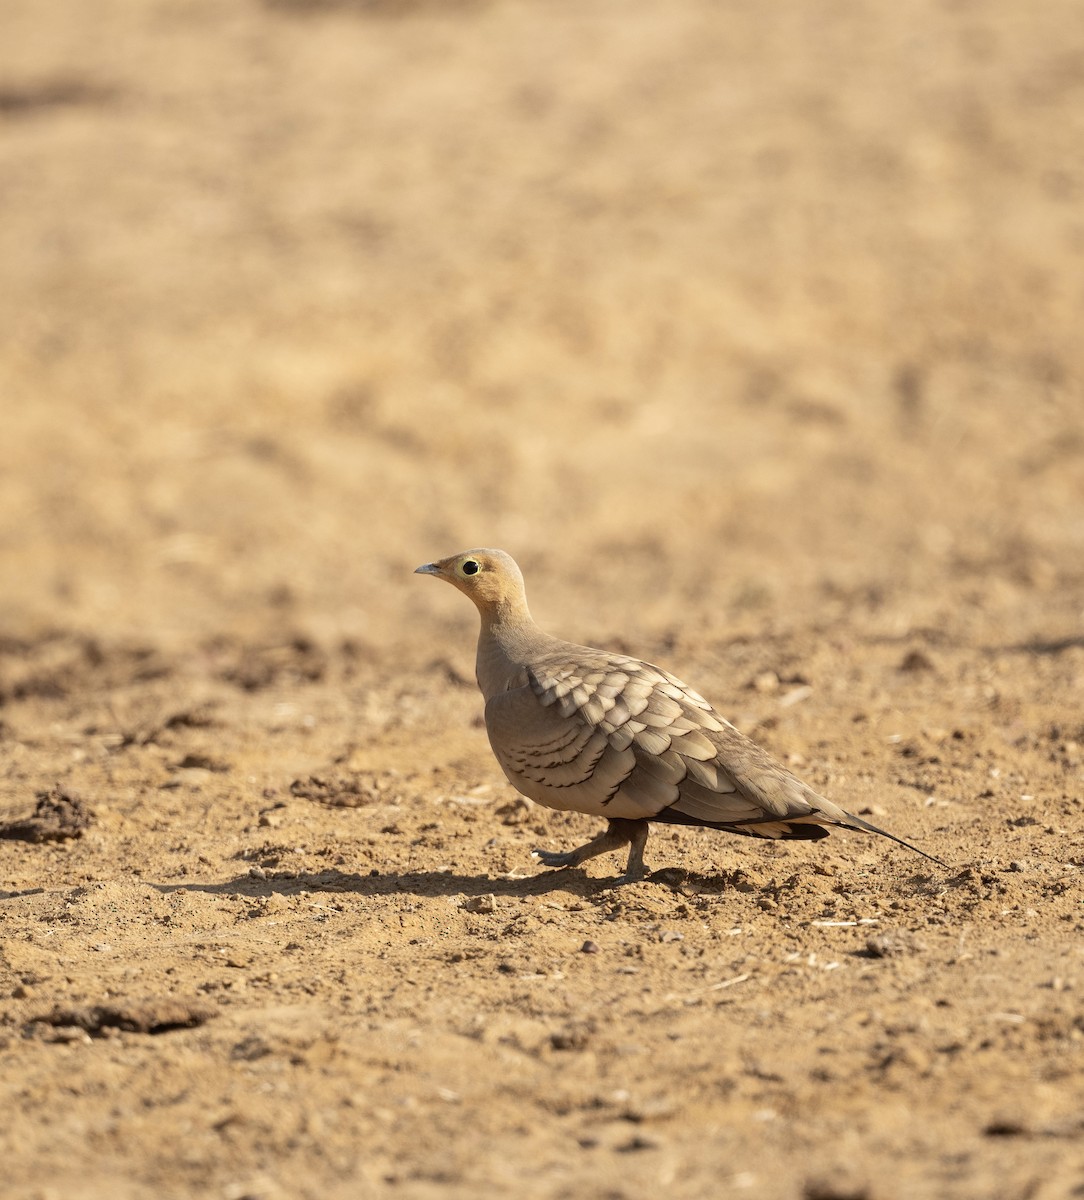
[834, 809, 948, 868]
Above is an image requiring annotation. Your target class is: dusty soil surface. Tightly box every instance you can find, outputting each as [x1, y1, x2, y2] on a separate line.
[1, 2, 1082, 1197]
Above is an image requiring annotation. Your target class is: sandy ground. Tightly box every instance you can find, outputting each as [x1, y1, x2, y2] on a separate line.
[1, 1, 1083, 1197]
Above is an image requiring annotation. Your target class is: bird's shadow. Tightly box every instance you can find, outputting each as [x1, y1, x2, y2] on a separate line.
[146, 863, 786, 903]
[152, 865, 633, 902]
[149, 862, 952, 903]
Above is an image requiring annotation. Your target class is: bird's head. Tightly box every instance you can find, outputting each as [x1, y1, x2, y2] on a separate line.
[414, 548, 528, 615]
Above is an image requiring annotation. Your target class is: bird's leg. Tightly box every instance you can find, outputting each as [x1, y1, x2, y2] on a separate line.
[534, 818, 649, 879]
[615, 819, 650, 884]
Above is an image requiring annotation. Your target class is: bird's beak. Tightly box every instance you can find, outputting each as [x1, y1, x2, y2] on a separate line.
[415, 562, 440, 576]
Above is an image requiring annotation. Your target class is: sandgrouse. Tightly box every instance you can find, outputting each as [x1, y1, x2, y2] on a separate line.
[416, 548, 944, 881]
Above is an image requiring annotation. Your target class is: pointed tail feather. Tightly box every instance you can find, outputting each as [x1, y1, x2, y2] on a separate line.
[833, 809, 948, 868]
[654, 802, 948, 867]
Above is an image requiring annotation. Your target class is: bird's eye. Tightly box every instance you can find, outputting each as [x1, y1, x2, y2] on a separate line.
[461, 559, 480, 576]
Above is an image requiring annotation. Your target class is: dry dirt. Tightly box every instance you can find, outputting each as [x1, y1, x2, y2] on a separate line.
[1, 1, 1083, 1198]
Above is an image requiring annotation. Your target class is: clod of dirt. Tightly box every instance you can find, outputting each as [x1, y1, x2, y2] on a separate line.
[290, 773, 388, 806]
[462, 894, 497, 913]
[163, 706, 218, 730]
[727, 868, 765, 893]
[549, 1021, 594, 1051]
[174, 753, 230, 773]
[983, 1119, 1028, 1138]
[0, 78, 119, 117]
[231, 1035, 274, 1061]
[898, 649, 935, 672]
[29, 999, 214, 1038]
[862, 931, 922, 959]
[0, 786, 92, 842]
[615, 1135, 659, 1153]
[803, 1178, 871, 1200]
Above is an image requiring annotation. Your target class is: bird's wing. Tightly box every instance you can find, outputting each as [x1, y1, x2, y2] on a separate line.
[484, 644, 835, 835]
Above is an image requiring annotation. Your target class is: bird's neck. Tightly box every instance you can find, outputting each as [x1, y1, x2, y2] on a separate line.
[475, 601, 544, 702]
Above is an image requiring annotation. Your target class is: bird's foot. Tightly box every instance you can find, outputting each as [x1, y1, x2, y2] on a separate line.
[533, 819, 651, 879]
[533, 847, 582, 869]
[609, 866, 647, 886]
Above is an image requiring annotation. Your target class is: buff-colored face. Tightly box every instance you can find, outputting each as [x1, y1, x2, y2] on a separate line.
[414, 548, 525, 609]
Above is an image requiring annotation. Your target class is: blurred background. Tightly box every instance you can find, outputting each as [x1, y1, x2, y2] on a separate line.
[2, 11, 1082, 1195]
[2, 0, 1082, 662]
